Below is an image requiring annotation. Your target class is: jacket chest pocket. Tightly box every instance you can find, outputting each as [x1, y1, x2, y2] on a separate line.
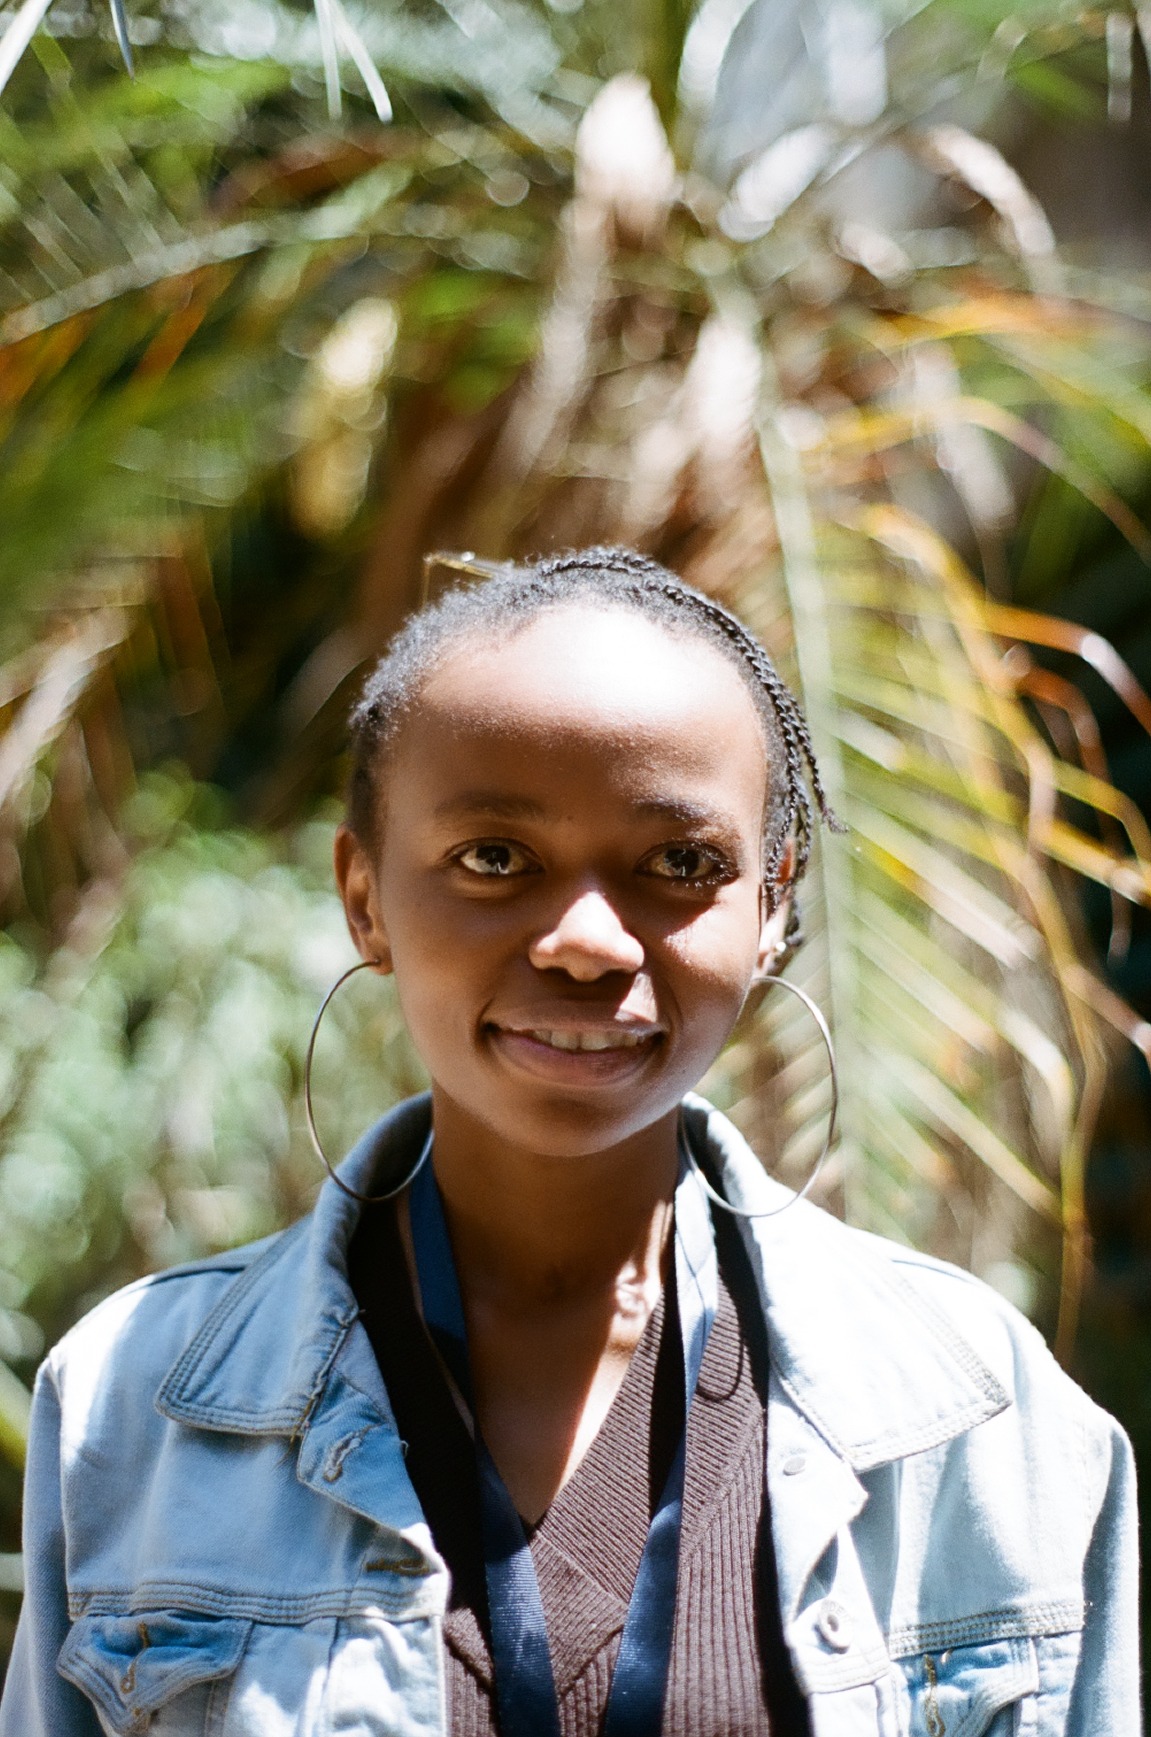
[898, 1638, 1038, 1737]
[57, 1612, 252, 1736]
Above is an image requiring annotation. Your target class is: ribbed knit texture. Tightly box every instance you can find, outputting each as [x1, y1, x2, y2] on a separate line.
[349, 1206, 809, 1737]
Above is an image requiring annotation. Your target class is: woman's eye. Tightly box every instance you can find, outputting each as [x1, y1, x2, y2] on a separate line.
[454, 841, 535, 877]
[643, 844, 730, 883]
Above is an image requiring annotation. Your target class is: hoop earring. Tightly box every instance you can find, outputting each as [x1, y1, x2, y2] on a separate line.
[688, 975, 838, 1219]
[304, 960, 431, 1205]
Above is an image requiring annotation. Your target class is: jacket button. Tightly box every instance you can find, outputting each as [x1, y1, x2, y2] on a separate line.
[816, 1600, 852, 1651]
[782, 1453, 807, 1475]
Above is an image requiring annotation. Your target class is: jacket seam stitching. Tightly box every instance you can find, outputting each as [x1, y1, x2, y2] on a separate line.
[67, 1586, 444, 1622]
[885, 1602, 1086, 1655]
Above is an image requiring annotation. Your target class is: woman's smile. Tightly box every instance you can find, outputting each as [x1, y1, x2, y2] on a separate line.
[485, 1019, 665, 1086]
[497, 1024, 659, 1053]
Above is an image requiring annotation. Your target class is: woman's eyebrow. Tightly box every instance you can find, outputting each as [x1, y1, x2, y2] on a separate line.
[633, 797, 735, 830]
[432, 792, 738, 831]
[433, 792, 549, 821]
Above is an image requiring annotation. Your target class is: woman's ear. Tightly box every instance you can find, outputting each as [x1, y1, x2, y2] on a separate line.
[755, 838, 797, 980]
[333, 824, 393, 973]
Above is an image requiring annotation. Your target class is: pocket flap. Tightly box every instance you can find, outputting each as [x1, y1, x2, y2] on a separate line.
[58, 1611, 252, 1735]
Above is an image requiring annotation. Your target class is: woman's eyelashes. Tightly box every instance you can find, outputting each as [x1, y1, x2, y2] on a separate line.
[451, 840, 539, 877]
[639, 843, 737, 886]
[447, 838, 738, 887]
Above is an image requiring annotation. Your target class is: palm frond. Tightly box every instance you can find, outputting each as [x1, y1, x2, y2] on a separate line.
[330, 0, 393, 123]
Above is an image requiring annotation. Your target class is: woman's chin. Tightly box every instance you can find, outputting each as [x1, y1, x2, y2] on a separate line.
[428, 1053, 691, 1164]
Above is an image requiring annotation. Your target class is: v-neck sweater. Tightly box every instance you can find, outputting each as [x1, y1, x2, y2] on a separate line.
[348, 1202, 810, 1737]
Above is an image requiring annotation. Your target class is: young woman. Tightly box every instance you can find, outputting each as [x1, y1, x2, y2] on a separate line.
[0, 547, 1138, 1737]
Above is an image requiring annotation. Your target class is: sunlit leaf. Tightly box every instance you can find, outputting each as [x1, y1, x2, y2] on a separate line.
[0, 0, 53, 98]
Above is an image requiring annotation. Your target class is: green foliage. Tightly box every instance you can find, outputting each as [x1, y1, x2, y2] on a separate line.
[0, 771, 423, 1419]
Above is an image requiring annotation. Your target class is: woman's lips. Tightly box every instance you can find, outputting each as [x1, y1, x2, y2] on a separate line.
[486, 1023, 663, 1084]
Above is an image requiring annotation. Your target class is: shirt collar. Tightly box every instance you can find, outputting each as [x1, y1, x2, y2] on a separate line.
[157, 1091, 1007, 1469]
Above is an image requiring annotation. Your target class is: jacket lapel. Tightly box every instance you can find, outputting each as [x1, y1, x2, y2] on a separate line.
[681, 1094, 1009, 1469]
[680, 1094, 1011, 1733]
[156, 1095, 437, 1553]
[160, 1091, 1007, 1472]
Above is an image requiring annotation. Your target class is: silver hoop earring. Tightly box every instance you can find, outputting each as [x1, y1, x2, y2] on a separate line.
[304, 960, 431, 1205]
[688, 974, 838, 1219]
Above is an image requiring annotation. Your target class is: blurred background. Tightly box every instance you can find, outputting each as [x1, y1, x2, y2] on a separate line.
[1, 0, 1150, 1697]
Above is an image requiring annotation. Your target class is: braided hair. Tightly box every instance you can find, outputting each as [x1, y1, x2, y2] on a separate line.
[347, 546, 838, 925]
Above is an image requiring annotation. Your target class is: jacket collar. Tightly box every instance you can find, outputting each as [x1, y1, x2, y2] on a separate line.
[156, 1094, 432, 1436]
[157, 1092, 1007, 1470]
[679, 1095, 1008, 1467]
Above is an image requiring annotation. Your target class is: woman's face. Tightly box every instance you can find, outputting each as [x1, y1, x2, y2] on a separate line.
[337, 604, 787, 1161]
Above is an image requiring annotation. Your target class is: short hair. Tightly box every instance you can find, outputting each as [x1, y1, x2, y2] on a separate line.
[347, 546, 837, 925]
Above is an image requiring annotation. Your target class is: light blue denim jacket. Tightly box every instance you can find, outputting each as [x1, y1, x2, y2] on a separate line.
[0, 1094, 1139, 1737]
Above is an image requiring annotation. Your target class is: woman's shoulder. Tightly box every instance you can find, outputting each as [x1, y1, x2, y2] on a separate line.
[41, 1096, 427, 1431]
[43, 1224, 302, 1415]
[690, 1094, 1123, 1454]
[794, 1214, 1132, 1522]
[863, 1234, 1101, 1414]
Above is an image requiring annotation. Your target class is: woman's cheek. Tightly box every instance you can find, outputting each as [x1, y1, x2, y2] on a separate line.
[384, 945, 464, 1066]
[670, 904, 761, 990]
[661, 951, 752, 1047]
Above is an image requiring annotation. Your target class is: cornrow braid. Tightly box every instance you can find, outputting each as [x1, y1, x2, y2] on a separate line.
[347, 545, 840, 930]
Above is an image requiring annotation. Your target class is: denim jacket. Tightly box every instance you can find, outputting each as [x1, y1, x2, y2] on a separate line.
[1, 1093, 1139, 1737]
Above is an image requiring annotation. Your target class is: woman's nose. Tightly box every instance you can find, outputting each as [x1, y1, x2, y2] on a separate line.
[528, 890, 645, 980]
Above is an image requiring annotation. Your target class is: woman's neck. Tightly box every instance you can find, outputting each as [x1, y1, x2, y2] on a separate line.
[423, 1093, 682, 1314]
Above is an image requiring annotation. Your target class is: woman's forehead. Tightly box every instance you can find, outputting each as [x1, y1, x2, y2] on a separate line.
[415, 603, 764, 745]
[379, 605, 771, 824]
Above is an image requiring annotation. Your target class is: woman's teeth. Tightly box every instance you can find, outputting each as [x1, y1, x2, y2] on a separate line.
[524, 1029, 652, 1052]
